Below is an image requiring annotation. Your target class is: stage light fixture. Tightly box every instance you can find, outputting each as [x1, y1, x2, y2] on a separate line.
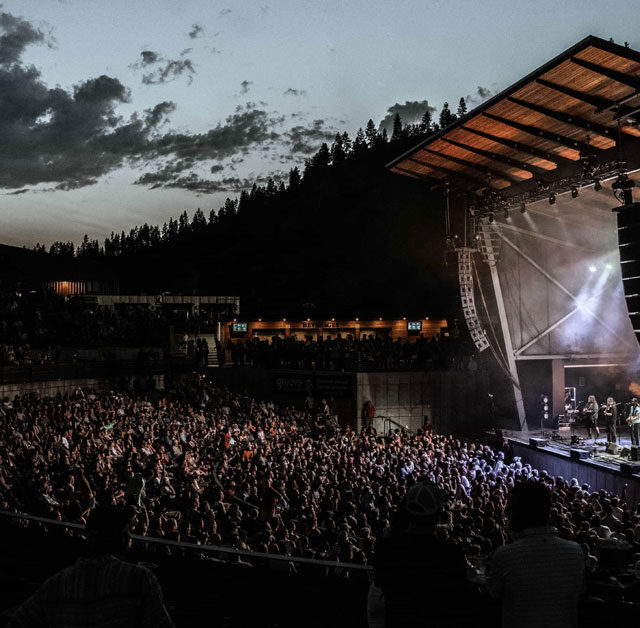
[488, 213, 494, 224]
[589, 265, 597, 273]
[606, 263, 613, 270]
[594, 178, 602, 191]
[571, 186, 579, 198]
[549, 192, 556, 205]
[520, 203, 526, 214]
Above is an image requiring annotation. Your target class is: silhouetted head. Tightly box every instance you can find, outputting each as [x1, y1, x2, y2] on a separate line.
[507, 482, 551, 532]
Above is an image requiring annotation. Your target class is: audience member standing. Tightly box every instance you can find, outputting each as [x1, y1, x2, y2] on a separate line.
[486, 482, 584, 628]
[7, 506, 174, 628]
[374, 482, 468, 627]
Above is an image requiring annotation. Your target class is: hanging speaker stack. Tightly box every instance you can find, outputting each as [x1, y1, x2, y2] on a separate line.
[614, 201, 640, 347]
[458, 248, 489, 352]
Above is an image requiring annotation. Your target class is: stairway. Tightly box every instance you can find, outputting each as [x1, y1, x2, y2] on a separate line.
[199, 334, 220, 367]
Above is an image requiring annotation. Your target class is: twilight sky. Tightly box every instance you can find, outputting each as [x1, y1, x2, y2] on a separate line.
[1, 0, 638, 247]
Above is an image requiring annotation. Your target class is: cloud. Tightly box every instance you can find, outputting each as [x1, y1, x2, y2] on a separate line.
[0, 9, 45, 64]
[4, 187, 28, 195]
[140, 50, 159, 66]
[188, 23, 203, 39]
[180, 47, 192, 56]
[0, 11, 177, 192]
[284, 87, 307, 97]
[465, 85, 497, 106]
[240, 79, 252, 94]
[284, 119, 335, 154]
[378, 100, 435, 134]
[219, 8, 232, 17]
[142, 58, 195, 85]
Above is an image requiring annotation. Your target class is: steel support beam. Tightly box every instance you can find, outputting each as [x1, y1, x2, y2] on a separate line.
[486, 253, 527, 430]
[482, 112, 595, 156]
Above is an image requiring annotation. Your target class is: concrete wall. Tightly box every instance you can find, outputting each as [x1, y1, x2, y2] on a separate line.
[356, 370, 491, 435]
[0, 374, 165, 399]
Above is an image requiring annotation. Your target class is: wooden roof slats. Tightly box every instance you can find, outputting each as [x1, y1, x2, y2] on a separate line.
[422, 147, 524, 183]
[387, 37, 640, 190]
[569, 56, 640, 92]
[506, 96, 615, 139]
[481, 112, 596, 157]
[441, 137, 545, 175]
[406, 157, 504, 189]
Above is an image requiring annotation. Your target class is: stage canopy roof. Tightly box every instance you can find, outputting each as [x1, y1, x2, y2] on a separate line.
[387, 36, 640, 195]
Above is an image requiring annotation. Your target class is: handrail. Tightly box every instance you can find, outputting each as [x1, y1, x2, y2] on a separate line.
[0, 510, 372, 572]
[377, 415, 413, 434]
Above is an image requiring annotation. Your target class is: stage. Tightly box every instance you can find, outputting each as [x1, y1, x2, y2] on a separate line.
[507, 424, 640, 506]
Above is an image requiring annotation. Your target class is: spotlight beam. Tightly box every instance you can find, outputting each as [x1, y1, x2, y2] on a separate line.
[497, 232, 638, 351]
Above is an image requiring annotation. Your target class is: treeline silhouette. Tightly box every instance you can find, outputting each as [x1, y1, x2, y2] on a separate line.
[39, 101, 470, 318]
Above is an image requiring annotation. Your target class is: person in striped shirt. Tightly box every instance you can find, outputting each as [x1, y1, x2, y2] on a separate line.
[485, 482, 585, 628]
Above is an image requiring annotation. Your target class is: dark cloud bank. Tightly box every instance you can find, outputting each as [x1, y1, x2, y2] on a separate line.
[0, 9, 334, 195]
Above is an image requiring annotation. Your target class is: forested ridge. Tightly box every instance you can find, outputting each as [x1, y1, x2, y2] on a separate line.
[39, 102, 471, 318]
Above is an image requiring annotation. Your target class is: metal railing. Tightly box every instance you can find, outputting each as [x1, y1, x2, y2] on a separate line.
[0, 510, 372, 573]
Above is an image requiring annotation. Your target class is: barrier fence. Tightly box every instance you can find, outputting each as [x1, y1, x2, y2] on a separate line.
[0, 510, 373, 574]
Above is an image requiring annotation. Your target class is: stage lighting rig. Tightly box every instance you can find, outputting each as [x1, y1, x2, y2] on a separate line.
[571, 186, 579, 198]
[549, 192, 556, 205]
[488, 213, 495, 224]
[612, 172, 635, 205]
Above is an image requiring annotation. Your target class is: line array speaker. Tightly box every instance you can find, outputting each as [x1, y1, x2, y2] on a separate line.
[615, 201, 640, 347]
[458, 248, 489, 352]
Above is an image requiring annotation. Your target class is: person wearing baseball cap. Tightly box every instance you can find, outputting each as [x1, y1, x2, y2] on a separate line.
[373, 481, 469, 627]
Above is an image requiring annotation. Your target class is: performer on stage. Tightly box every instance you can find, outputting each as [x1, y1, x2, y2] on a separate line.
[583, 395, 600, 441]
[627, 398, 640, 446]
[602, 397, 618, 444]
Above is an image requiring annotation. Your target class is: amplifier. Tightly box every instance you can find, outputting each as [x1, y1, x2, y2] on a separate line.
[606, 442, 622, 455]
[620, 461, 640, 475]
[570, 448, 590, 461]
[621, 447, 631, 458]
[630, 445, 640, 462]
[530, 437, 548, 448]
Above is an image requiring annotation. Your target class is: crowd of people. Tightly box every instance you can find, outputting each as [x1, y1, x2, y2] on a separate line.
[227, 332, 476, 372]
[1, 380, 639, 581]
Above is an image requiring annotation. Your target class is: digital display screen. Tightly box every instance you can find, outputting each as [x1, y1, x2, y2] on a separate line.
[407, 321, 422, 331]
[231, 322, 248, 333]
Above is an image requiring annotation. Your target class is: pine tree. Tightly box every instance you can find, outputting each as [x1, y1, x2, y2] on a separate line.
[288, 167, 301, 191]
[419, 109, 433, 134]
[178, 211, 190, 235]
[457, 97, 468, 118]
[341, 131, 352, 156]
[353, 128, 367, 154]
[208, 210, 216, 225]
[191, 208, 207, 230]
[312, 143, 331, 169]
[365, 119, 377, 148]
[331, 133, 345, 163]
[439, 102, 456, 128]
[391, 113, 403, 141]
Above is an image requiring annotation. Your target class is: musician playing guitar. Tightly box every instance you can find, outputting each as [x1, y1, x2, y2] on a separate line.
[583, 395, 600, 441]
[602, 397, 618, 444]
[627, 398, 640, 446]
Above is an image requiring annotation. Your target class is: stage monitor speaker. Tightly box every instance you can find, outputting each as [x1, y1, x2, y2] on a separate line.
[614, 201, 640, 347]
[570, 448, 590, 461]
[620, 461, 640, 475]
[606, 442, 622, 455]
[530, 437, 548, 449]
[630, 445, 640, 461]
[621, 446, 631, 458]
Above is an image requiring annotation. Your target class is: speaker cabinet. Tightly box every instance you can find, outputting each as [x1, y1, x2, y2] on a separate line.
[615, 201, 640, 347]
[620, 461, 640, 475]
[630, 445, 640, 461]
[529, 437, 548, 448]
[570, 448, 590, 461]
